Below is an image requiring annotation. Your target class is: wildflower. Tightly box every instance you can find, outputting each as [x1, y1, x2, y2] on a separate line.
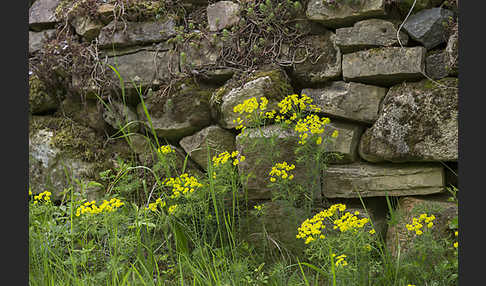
[168, 204, 178, 214]
[75, 198, 124, 216]
[158, 145, 175, 154]
[455, 231, 458, 237]
[406, 213, 435, 235]
[369, 229, 376, 234]
[254, 204, 264, 211]
[33, 190, 52, 204]
[212, 150, 245, 167]
[331, 130, 339, 138]
[316, 136, 322, 145]
[164, 173, 203, 199]
[453, 242, 458, 248]
[335, 254, 348, 267]
[269, 161, 295, 182]
[364, 244, 372, 251]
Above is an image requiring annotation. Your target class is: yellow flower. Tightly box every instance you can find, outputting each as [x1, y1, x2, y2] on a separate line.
[331, 130, 339, 138]
[168, 205, 178, 214]
[455, 231, 458, 237]
[158, 145, 174, 154]
[369, 229, 376, 234]
[316, 136, 322, 145]
[453, 242, 458, 248]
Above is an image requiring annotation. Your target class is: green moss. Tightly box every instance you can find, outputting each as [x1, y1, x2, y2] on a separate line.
[249, 68, 293, 98]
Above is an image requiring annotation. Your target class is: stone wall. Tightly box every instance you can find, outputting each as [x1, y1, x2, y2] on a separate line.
[29, 0, 458, 253]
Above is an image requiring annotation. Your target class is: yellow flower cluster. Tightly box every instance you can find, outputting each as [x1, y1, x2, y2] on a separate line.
[332, 211, 370, 233]
[212, 151, 246, 167]
[233, 97, 268, 129]
[164, 173, 203, 199]
[146, 198, 166, 212]
[296, 204, 346, 244]
[269, 161, 295, 182]
[277, 93, 320, 115]
[33, 191, 51, 204]
[75, 198, 124, 216]
[254, 204, 264, 211]
[168, 204, 178, 214]
[453, 230, 458, 248]
[158, 145, 175, 154]
[333, 254, 348, 267]
[294, 114, 331, 145]
[405, 213, 436, 235]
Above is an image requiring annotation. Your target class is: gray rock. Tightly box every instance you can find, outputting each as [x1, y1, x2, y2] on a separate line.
[425, 51, 448, 80]
[59, 97, 107, 134]
[302, 82, 387, 124]
[180, 31, 222, 72]
[359, 78, 458, 162]
[322, 162, 445, 198]
[29, 0, 61, 31]
[29, 29, 56, 54]
[386, 193, 458, 257]
[335, 19, 409, 53]
[98, 19, 176, 49]
[102, 101, 140, 134]
[215, 68, 292, 129]
[445, 23, 458, 76]
[179, 125, 236, 170]
[306, 0, 386, 28]
[70, 16, 104, 41]
[207, 1, 241, 32]
[342, 47, 426, 86]
[96, 3, 115, 25]
[136, 80, 213, 141]
[106, 49, 178, 91]
[281, 33, 341, 84]
[235, 122, 362, 200]
[402, 8, 454, 50]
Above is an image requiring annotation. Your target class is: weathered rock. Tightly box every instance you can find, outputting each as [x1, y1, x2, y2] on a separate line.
[29, 116, 129, 200]
[29, 0, 61, 31]
[97, 3, 115, 25]
[136, 79, 213, 141]
[322, 162, 445, 198]
[235, 122, 361, 200]
[214, 68, 292, 129]
[425, 51, 448, 80]
[102, 101, 140, 134]
[386, 193, 458, 257]
[29, 29, 56, 54]
[359, 78, 458, 162]
[98, 19, 176, 49]
[106, 48, 178, 91]
[180, 31, 222, 73]
[306, 0, 386, 28]
[29, 75, 59, 114]
[70, 16, 104, 41]
[402, 8, 454, 50]
[342, 47, 426, 86]
[444, 23, 458, 76]
[335, 19, 409, 53]
[240, 200, 307, 258]
[302, 82, 387, 124]
[282, 33, 341, 84]
[179, 125, 236, 170]
[58, 97, 107, 134]
[396, 0, 444, 15]
[207, 1, 240, 32]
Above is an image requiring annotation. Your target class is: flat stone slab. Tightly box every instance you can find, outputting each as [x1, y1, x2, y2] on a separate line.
[207, 1, 240, 32]
[359, 78, 458, 162]
[335, 19, 409, 53]
[179, 125, 236, 171]
[29, 0, 61, 31]
[322, 162, 445, 198]
[98, 19, 176, 49]
[306, 0, 387, 28]
[302, 81, 387, 124]
[342, 47, 426, 86]
[402, 8, 454, 50]
[29, 29, 56, 55]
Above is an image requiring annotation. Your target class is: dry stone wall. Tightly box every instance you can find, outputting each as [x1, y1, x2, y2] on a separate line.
[29, 0, 458, 253]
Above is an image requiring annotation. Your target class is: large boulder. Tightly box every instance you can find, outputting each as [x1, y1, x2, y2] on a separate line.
[136, 79, 213, 141]
[322, 162, 445, 198]
[281, 33, 341, 85]
[359, 78, 458, 162]
[342, 47, 426, 86]
[335, 19, 409, 53]
[179, 125, 236, 171]
[302, 82, 387, 124]
[207, 1, 241, 32]
[29, 0, 61, 31]
[386, 193, 458, 257]
[402, 8, 455, 50]
[213, 68, 292, 129]
[29, 116, 132, 201]
[98, 19, 177, 49]
[236, 122, 362, 200]
[29, 29, 56, 55]
[306, 0, 387, 28]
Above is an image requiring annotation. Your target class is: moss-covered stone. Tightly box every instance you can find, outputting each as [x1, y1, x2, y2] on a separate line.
[29, 75, 60, 115]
